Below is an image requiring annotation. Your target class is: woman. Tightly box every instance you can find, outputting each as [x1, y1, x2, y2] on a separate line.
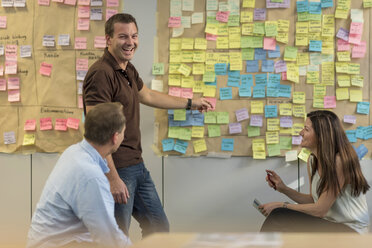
[260, 110, 370, 233]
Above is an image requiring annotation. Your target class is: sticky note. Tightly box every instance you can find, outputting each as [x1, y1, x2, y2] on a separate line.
[39, 62, 52, 76]
[336, 88, 349, 100]
[357, 102, 370, 115]
[253, 86, 266, 98]
[174, 139, 188, 154]
[235, 108, 249, 122]
[23, 133, 35, 146]
[247, 125, 260, 137]
[309, 40, 322, 52]
[229, 123, 242, 134]
[250, 115, 263, 127]
[4, 131, 16, 144]
[216, 112, 229, 124]
[284, 46, 298, 61]
[266, 131, 279, 144]
[66, 118, 80, 130]
[221, 138, 234, 151]
[219, 87, 233, 100]
[350, 89, 363, 102]
[191, 126, 205, 138]
[344, 115, 356, 124]
[208, 124, 221, 137]
[267, 119, 279, 131]
[193, 139, 207, 153]
[280, 116, 293, 128]
[55, 118, 67, 131]
[152, 63, 164, 75]
[162, 139, 175, 151]
[265, 105, 278, 118]
[251, 100, 264, 114]
[292, 135, 303, 145]
[40, 117, 53, 131]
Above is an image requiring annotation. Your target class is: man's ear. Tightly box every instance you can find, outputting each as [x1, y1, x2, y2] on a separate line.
[106, 34, 111, 46]
[112, 132, 119, 145]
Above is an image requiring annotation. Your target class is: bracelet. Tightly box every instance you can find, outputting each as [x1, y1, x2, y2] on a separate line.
[283, 202, 290, 208]
[186, 98, 192, 110]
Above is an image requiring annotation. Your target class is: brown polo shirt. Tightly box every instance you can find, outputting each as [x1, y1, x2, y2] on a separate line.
[83, 48, 144, 168]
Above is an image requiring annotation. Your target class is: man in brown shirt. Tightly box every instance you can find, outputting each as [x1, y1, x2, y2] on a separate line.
[83, 13, 212, 237]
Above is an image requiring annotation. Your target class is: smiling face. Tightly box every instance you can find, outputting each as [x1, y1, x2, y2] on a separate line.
[299, 117, 317, 152]
[106, 22, 138, 68]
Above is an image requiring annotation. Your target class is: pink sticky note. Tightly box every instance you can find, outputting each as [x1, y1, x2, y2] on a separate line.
[76, 58, 89, 71]
[216, 11, 230, 22]
[344, 115, 356, 124]
[352, 41, 366, 58]
[78, 95, 83, 109]
[263, 37, 276, 51]
[206, 33, 217, 41]
[39, 62, 52, 76]
[348, 34, 362, 45]
[250, 115, 263, 127]
[106, 9, 118, 21]
[64, 0, 77, 5]
[0, 65, 3, 76]
[78, 6, 90, 18]
[67, 117, 80, 130]
[324, 96, 336, 108]
[0, 16, 7, 29]
[106, 0, 119, 7]
[8, 89, 20, 102]
[0, 78, 6, 91]
[168, 87, 182, 97]
[78, 0, 90, 5]
[235, 108, 249, 122]
[168, 17, 181, 28]
[52, 0, 64, 2]
[337, 39, 350, 51]
[229, 123, 242, 134]
[24, 119, 36, 131]
[5, 44, 17, 57]
[38, 0, 50, 5]
[281, 71, 287, 80]
[7, 77, 20, 90]
[5, 61, 17, 74]
[55, 118, 67, 131]
[350, 22, 363, 35]
[94, 36, 106, 48]
[204, 97, 216, 110]
[40, 117, 53, 131]
[77, 18, 90, 31]
[181, 88, 193, 99]
[75, 37, 87, 50]
[292, 135, 302, 145]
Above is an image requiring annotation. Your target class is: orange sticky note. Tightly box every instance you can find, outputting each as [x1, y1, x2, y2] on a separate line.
[24, 119, 36, 131]
[67, 118, 80, 130]
[39, 62, 52, 76]
[74, 37, 87, 50]
[40, 117, 53, 131]
[55, 118, 67, 131]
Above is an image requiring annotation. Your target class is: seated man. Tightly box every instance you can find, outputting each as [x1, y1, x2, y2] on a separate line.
[27, 102, 131, 248]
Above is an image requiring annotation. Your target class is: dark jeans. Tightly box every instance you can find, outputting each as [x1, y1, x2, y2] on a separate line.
[260, 208, 356, 233]
[114, 162, 169, 237]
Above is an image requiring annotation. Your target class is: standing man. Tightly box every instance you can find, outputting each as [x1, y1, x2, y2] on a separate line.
[27, 103, 131, 248]
[83, 13, 212, 237]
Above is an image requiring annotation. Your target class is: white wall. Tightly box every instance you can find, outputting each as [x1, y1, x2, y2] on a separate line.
[1, 0, 372, 246]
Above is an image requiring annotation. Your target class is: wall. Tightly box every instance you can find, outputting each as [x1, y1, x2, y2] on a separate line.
[0, 0, 372, 246]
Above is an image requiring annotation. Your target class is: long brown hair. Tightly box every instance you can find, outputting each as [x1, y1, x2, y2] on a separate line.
[308, 110, 370, 197]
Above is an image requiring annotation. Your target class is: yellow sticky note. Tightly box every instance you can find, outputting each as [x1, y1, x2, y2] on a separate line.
[181, 38, 194, 50]
[168, 75, 181, 86]
[309, 20, 321, 33]
[321, 62, 335, 85]
[23, 133, 35, 146]
[217, 52, 229, 63]
[241, 11, 253, 23]
[293, 104, 306, 118]
[337, 75, 350, 87]
[322, 26, 335, 37]
[276, 32, 288, 44]
[306, 71, 319, 84]
[293, 92, 306, 104]
[178, 64, 192, 76]
[170, 38, 182, 51]
[313, 84, 326, 96]
[251, 100, 264, 114]
[252, 138, 265, 152]
[169, 50, 181, 63]
[349, 89, 363, 102]
[279, 103, 292, 116]
[297, 52, 309, 66]
[174, 109, 186, 121]
[253, 151, 266, 159]
[298, 148, 311, 162]
[337, 51, 351, 61]
[292, 123, 304, 136]
[192, 63, 205, 75]
[205, 52, 218, 65]
[280, 127, 293, 135]
[351, 75, 363, 87]
[335, 8, 349, 19]
[229, 52, 242, 71]
[193, 51, 206, 63]
[266, 131, 279, 144]
[296, 21, 309, 34]
[193, 139, 207, 153]
[193, 81, 204, 93]
[295, 34, 308, 46]
[181, 51, 193, 62]
[286, 63, 299, 83]
[194, 38, 207, 50]
[203, 85, 216, 97]
[348, 63, 360, 75]
[216, 36, 229, 49]
[192, 126, 205, 138]
[181, 76, 194, 88]
[336, 88, 349, 100]
[241, 23, 254, 35]
[267, 119, 280, 131]
[179, 127, 192, 141]
[336, 62, 349, 74]
[218, 23, 229, 36]
[169, 63, 181, 74]
[313, 96, 324, 109]
[229, 34, 241, 49]
[205, 23, 218, 35]
[278, 19, 290, 32]
[243, 0, 255, 8]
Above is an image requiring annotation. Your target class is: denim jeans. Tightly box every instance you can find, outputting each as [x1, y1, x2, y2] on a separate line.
[114, 162, 169, 237]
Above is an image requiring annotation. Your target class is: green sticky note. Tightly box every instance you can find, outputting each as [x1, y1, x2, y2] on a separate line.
[168, 127, 181, 139]
[280, 136, 292, 150]
[174, 109, 186, 121]
[204, 112, 217, 124]
[284, 46, 298, 60]
[208, 124, 221, 137]
[217, 112, 229, 124]
[241, 48, 255, 60]
[268, 143, 281, 157]
[227, 15, 240, 27]
[271, 0, 283, 2]
[203, 71, 216, 82]
[152, 63, 164, 75]
[297, 12, 309, 22]
[247, 126, 260, 137]
[308, 13, 321, 21]
[248, 36, 263, 48]
[253, 22, 265, 35]
[179, 127, 192, 141]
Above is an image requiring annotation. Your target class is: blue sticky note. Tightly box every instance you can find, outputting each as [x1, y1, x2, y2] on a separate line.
[221, 138, 234, 151]
[278, 84, 292, 98]
[246, 60, 259, 73]
[357, 102, 370, 115]
[255, 73, 267, 86]
[309, 2, 321, 14]
[191, 113, 204, 126]
[162, 138, 175, 151]
[253, 86, 266, 98]
[364, 125, 372, 140]
[267, 86, 279, 97]
[220, 87, 233, 100]
[309, 40, 322, 52]
[268, 45, 280, 58]
[268, 73, 281, 86]
[297, 0, 309, 13]
[239, 86, 252, 97]
[353, 144, 368, 160]
[262, 60, 274, 72]
[174, 139, 188, 154]
[321, 0, 333, 8]
[265, 105, 278, 118]
[179, 113, 193, 127]
[346, 130, 357, 143]
[215, 63, 227, 75]
[356, 126, 365, 140]
[227, 71, 241, 87]
[241, 74, 254, 87]
[168, 115, 181, 127]
[254, 48, 267, 60]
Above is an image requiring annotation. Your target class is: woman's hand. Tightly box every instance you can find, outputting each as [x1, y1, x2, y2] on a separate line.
[265, 169, 287, 193]
[259, 202, 283, 217]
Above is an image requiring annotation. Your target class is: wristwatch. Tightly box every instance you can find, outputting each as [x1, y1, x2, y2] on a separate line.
[283, 202, 290, 208]
[186, 98, 192, 110]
